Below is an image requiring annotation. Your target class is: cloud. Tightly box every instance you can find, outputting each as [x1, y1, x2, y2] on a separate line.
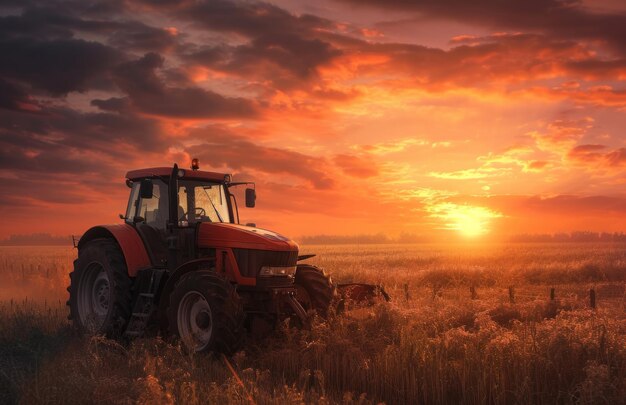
[334, 0, 626, 55]
[183, 36, 341, 89]
[177, 0, 335, 39]
[173, 0, 344, 90]
[0, 37, 122, 95]
[532, 85, 626, 108]
[530, 117, 594, 153]
[357, 138, 428, 154]
[109, 53, 258, 119]
[0, 79, 39, 111]
[333, 154, 379, 178]
[444, 193, 626, 216]
[568, 144, 626, 168]
[429, 167, 509, 180]
[0, 3, 181, 52]
[567, 144, 607, 163]
[526, 160, 550, 171]
[0, 103, 167, 166]
[105, 21, 180, 52]
[186, 126, 335, 189]
[331, 32, 626, 95]
[605, 148, 626, 166]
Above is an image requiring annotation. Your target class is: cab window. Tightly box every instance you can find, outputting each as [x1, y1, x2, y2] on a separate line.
[125, 182, 140, 221]
[138, 179, 169, 229]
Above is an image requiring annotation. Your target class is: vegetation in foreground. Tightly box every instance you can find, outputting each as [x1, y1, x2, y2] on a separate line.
[0, 244, 624, 404]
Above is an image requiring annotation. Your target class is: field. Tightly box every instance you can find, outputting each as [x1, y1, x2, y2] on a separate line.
[0, 243, 625, 405]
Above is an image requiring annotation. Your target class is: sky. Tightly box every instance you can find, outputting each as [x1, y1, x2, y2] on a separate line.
[0, 0, 625, 241]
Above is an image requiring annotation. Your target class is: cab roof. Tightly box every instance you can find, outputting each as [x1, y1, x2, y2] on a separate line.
[126, 167, 229, 182]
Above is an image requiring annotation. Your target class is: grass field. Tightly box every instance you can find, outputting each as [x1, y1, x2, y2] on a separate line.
[0, 244, 624, 404]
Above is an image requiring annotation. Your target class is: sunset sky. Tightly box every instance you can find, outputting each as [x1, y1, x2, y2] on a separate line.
[1, 0, 626, 241]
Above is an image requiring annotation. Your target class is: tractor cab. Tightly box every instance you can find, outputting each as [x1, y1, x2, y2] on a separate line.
[123, 163, 256, 269]
[124, 164, 254, 228]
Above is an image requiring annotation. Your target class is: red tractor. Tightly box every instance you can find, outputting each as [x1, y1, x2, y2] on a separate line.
[68, 161, 384, 353]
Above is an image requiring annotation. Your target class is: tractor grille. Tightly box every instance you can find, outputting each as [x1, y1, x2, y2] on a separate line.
[232, 248, 298, 278]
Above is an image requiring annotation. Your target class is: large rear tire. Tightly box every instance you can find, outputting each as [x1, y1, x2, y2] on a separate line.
[167, 271, 244, 354]
[68, 239, 132, 336]
[294, 264, 336, 316]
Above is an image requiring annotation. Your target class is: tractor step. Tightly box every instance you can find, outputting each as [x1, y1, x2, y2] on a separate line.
[124, 269, 165, 340]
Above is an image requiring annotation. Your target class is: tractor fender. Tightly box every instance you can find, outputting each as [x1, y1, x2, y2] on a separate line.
[156, 257, 217, 331]
[78, 224, 151, 277]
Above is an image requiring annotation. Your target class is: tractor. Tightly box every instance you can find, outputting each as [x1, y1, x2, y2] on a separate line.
[67, 161, 385, 353]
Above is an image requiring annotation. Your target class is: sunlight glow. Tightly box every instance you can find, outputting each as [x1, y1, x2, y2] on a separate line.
[426, 203, 503, 237]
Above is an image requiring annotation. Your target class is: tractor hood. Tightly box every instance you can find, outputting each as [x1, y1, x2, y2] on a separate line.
[197, 223, 298, 252]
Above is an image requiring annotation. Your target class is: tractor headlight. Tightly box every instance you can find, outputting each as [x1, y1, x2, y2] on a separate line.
[259, 265, 297, 277]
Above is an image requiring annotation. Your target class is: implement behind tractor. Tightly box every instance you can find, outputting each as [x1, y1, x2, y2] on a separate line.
[67, 161, 387, 352]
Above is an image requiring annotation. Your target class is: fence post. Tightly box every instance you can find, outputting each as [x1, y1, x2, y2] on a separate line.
[508, 286, 515, 304]
[470, 286, 477, 300]
[404, 283, 410, 302]
[550, 288, 555, 301]
[589, 288, 596, 309]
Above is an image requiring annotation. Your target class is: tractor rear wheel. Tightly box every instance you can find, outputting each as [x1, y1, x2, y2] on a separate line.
[167, 271, 244, 354]
[294, 264, 336, 316]
[68, 239, 132, 336]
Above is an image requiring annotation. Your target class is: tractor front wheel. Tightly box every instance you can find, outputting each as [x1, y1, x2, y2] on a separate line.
[167, 271, 244, 354]
[294, 264, 336, 316]
[68, 239, 132, 336]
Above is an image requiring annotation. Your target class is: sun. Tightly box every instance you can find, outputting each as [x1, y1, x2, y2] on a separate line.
[427, 203, 502, 238]
[456, 212, 487, 237]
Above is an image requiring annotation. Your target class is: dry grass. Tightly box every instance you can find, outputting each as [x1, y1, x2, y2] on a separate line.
[0, 243, 625, 405]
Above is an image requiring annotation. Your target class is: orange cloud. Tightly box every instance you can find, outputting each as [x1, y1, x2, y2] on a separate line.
[333, 154, 379, 178]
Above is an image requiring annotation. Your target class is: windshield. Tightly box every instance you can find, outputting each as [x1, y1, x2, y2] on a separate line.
[178, 180, 231, 224]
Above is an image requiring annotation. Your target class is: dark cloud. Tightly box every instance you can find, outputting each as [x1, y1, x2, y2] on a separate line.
[105, 21, 179, 52]
[178, 0, 334, 38]
[335, 0, 626, 55]
[0, 140, 106, 175]
[0, 4, 180, 52]
[111, 52, 258, 118]
[0, 97, 169, 211]
[176, 0, 342, 89]
[90, 97, 131, 112]
[184, 35, 341, 89]
[0, 37, 122, 95]
[0, 79, 37, 111]
[0, 104, 165, 160]
[187, 126, 335, 189]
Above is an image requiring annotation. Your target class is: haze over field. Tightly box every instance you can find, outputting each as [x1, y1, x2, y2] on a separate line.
[1, 0, 625, 240]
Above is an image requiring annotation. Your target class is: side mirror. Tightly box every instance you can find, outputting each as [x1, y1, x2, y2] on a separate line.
[139, 179, 153, 199]
[245, 188, 256, 208]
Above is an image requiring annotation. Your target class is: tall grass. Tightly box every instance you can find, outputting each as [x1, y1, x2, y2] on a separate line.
[0, 244, 624, 404]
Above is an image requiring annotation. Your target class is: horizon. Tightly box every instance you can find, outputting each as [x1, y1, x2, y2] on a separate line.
[1, 0, 626, 240]
[4, 230, 626, 246]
